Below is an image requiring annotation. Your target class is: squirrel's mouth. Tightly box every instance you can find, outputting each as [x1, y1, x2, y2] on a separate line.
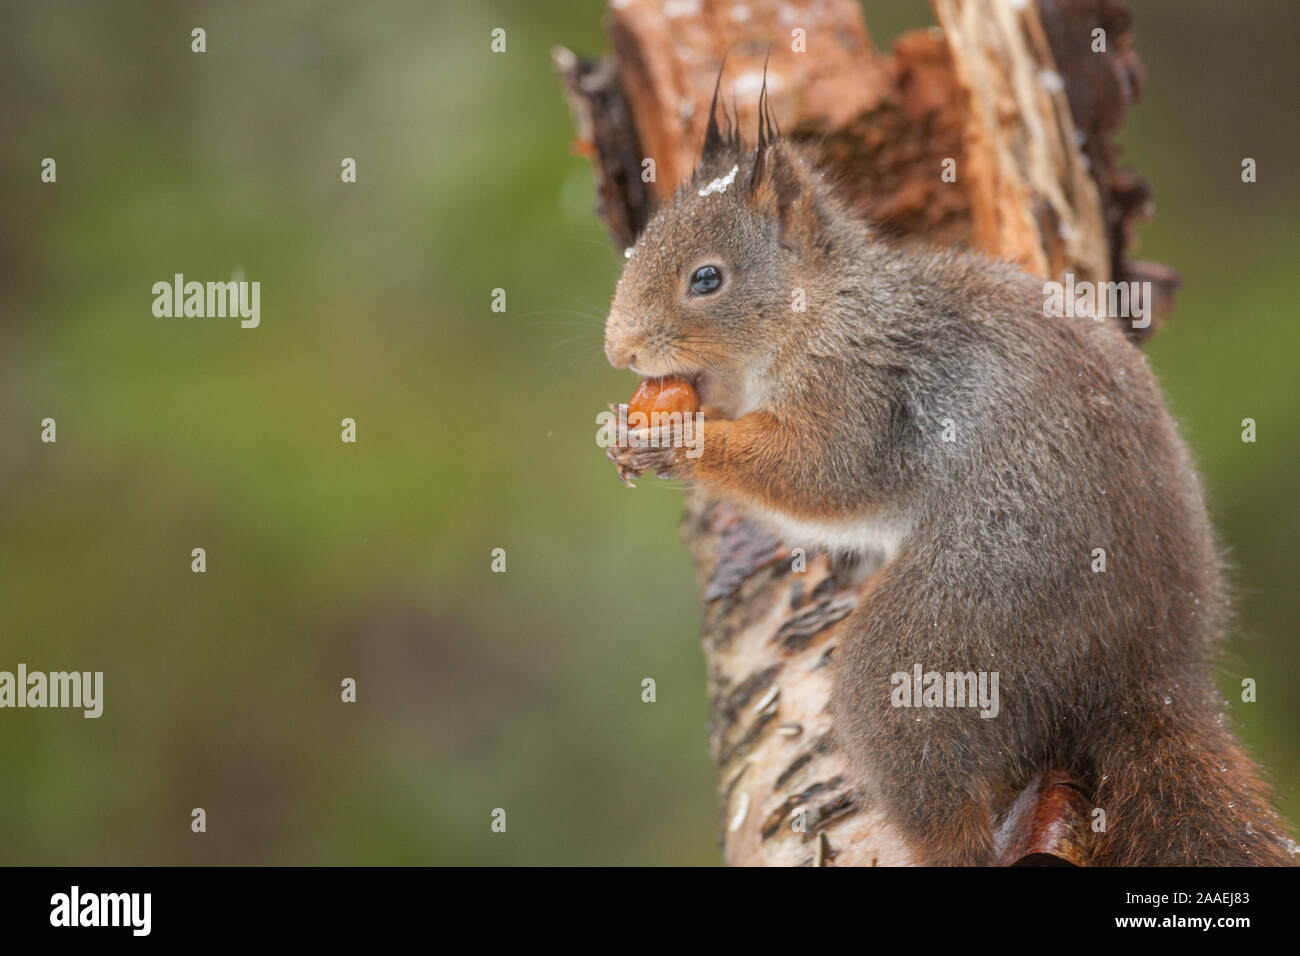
[641, 367, 739, 419]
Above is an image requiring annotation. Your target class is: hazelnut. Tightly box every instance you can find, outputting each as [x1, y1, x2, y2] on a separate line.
[628, 376, 700, 425]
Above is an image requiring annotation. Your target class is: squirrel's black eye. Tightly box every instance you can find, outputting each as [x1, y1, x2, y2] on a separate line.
[689, 265, 723, 296]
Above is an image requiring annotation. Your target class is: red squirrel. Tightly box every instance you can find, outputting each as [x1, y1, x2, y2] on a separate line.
[602, 79, 1296, 866]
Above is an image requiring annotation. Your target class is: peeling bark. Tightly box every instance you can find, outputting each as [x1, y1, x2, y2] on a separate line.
[556, 0, 1175, 865]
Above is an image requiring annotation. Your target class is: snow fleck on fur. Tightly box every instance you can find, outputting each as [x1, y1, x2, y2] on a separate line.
[698, 164, 739, 197]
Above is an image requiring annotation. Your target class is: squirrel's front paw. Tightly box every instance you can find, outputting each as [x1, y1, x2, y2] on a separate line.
[607, 427, 688, 486]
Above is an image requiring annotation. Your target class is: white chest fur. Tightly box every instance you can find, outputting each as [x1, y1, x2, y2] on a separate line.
[752, 506, 911, 564]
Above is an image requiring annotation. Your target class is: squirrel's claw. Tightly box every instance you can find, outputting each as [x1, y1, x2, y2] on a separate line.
[607, 427, 685, 484]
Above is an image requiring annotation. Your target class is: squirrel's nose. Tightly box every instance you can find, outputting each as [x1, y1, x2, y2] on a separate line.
[605, 338, 637, 370]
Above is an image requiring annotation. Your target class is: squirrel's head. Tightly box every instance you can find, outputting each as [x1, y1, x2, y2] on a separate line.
[604, 69, 834, 416]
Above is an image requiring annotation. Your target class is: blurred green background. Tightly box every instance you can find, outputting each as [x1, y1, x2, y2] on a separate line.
[0, 0, 1295, 864]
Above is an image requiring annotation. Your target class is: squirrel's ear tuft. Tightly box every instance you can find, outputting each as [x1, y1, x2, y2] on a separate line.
[746, 52, 780, 191]
[744, 58, 820, 242]
[700, 54, 738, 166]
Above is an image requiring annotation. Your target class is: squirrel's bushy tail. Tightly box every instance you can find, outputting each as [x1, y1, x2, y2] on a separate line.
[1088, 701, 1296, 866]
